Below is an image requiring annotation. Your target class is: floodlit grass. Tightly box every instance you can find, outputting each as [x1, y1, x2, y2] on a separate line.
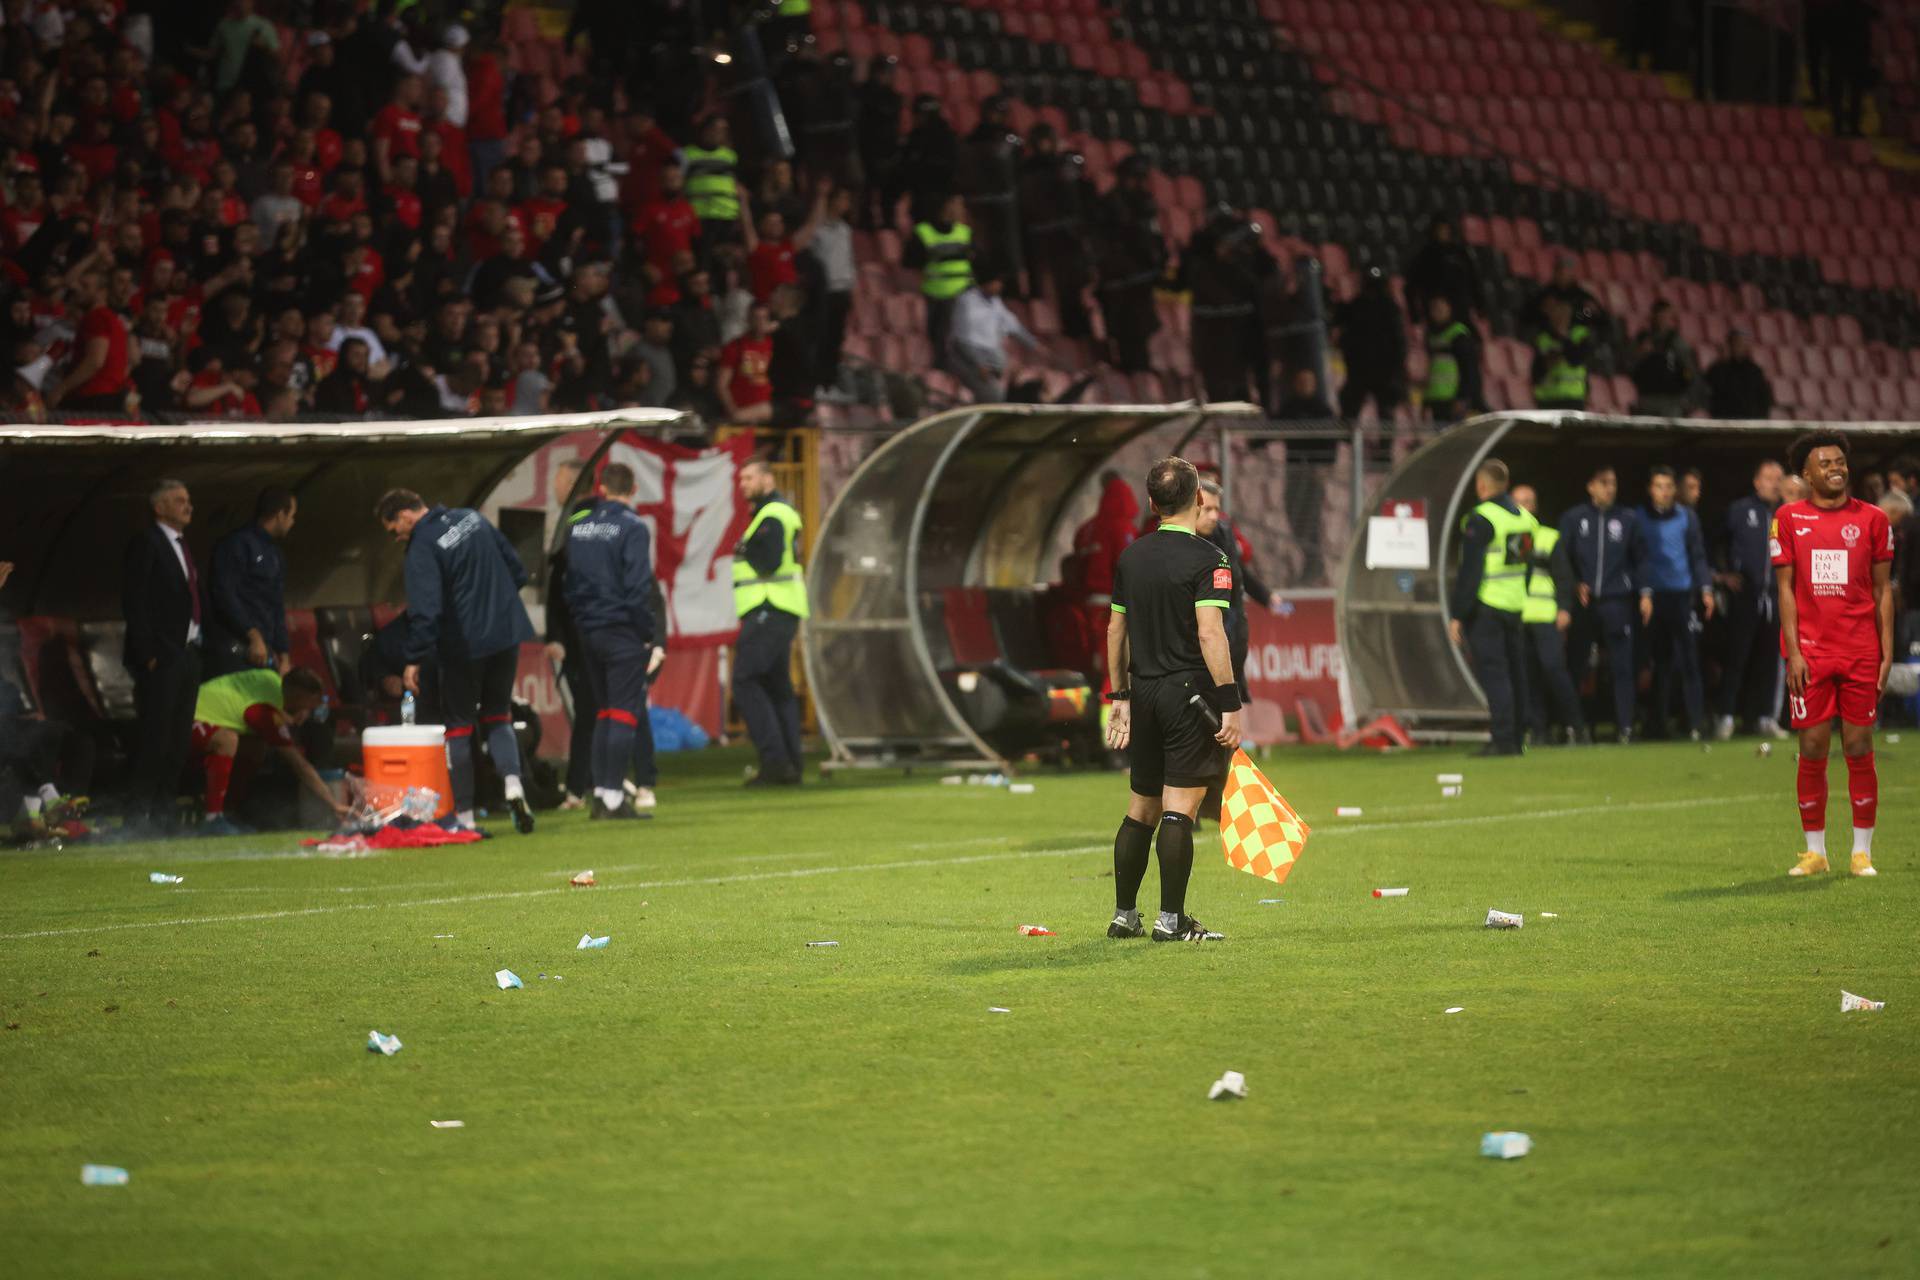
[3, 741, 1918, 1278]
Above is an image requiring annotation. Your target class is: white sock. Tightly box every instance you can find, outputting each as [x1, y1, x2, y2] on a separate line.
[1853, 827, 1873, 856]
[502, 775, 525, 802]
[37, 783, 60, 805]
[1157, 909, 1181, 932]
[1806, 829, 1826, 856]
[597, 788, 623, 809]
[456, 809, 476, 828]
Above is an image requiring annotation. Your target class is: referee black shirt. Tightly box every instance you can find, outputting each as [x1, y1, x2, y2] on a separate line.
[1113, 522, 1235, 677]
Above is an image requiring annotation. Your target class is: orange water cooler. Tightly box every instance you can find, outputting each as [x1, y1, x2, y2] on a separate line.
[360, 725, 456, 820]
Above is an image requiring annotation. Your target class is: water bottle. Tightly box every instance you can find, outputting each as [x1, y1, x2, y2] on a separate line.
[313, 694, 331, 725]
[401, 691, 416, 725]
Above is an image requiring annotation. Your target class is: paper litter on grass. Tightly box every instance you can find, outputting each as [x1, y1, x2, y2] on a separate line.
[1484, 909, 1523, 929]
[1017, 924, 1056, 936]
[1841, 989, 1885, 1012]
[1335, 806, 1363, 817]
[988, 1006, 1011, 1013]
[1008, 783, 1036, 795]
[1441, 785, 1463, 798]
[429, 1120, 465, 1129]
[569, 870, 596, 887]
[1436, 773, 1464, 784]
[1480, 1131, 1531, 1159]
[494, 969, 523, 990]
[81, 1164, 130, 1186]
[1208, 1070, 1248, 1101]
[148, 872, 183, 884]
[806, 940, 839, 948]
[367, 1030, 402, 1056]
[577, 934, 609, 950]
[1373, 887, 1408, 898]
[1445, 1007, 1465, 1014]
[433, 934, 454, 939]
[1539, 912, 1559, 919]
[1258, 898, 1284, 905]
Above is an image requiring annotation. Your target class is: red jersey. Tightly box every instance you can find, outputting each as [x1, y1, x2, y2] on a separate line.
[72, 306, 131, 398]
[519, 196, 567, 253]
[721, 335, 773, 408]
[1772, 497, 1893, 659]
[633, 196, 698, 271]
[372, 105, 423, 160]
[748, 240, 797, 301]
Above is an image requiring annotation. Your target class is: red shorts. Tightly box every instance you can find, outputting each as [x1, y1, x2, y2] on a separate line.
[1787, 651, 1881, 728]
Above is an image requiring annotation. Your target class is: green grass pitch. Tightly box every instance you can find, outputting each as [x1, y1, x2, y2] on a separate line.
[3, 741, 1917, 1278]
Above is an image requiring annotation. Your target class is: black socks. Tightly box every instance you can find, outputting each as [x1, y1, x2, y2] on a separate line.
[1157, 811, 1194, 915]
[1113, 816, 1154, 911]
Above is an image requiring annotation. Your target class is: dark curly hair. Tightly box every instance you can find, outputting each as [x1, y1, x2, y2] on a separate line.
[1787, 430, 1849, 477]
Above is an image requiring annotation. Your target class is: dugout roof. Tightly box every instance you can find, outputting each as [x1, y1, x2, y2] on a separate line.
[805, 401, 1263, 770]
[1339, 411, 1920, 736]
[0, 411, 687, 621]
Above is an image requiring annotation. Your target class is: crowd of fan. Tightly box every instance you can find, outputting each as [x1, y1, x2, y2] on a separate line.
[0, 0, 867, 428]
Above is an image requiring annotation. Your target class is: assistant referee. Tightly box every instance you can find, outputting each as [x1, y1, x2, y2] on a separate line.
[1102, 457, 1240, 943]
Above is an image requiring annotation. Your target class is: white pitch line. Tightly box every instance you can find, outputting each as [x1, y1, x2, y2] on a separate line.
[0, 786, 1875, 942]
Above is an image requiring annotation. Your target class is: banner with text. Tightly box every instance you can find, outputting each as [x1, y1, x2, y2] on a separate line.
[1242, 594, 1345, 740]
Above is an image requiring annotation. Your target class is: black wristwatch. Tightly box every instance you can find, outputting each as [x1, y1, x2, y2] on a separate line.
[1106, 689, 1131, 702]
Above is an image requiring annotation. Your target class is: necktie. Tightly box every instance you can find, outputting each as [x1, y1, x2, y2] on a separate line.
[177, 533, 201, 626]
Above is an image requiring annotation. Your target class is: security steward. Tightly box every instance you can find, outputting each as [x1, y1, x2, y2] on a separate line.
[1447, 458, 1537, 757]
[1512, 483, 1590, 745]
[377, 488, 536, 834]
[683, 115, 742, 254]
[731, 459, 808, 786]
[903, 192, 973, 370]
[1102, 456, 1239, 944]
[1422, 295, 1483, 424]
[208, 486, 296, 675]
[1531, 296, 1593, 411]
[563, 461, 657, 822]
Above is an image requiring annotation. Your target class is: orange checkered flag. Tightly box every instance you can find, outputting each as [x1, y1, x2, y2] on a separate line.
[1218, 749, 1311, 885]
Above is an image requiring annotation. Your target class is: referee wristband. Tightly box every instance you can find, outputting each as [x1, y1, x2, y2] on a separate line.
[1106, 689, 1130, 702]
[1208, 682, 1243, 713]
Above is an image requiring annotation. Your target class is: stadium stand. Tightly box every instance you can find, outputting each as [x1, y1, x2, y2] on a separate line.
[811, 0, 1920, 420]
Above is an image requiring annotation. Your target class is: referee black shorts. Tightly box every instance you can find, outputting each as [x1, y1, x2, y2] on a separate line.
[1128, 671, 1228, 796]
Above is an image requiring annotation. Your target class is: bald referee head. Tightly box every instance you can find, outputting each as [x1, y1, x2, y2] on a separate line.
[1099, 456, 1240, 943]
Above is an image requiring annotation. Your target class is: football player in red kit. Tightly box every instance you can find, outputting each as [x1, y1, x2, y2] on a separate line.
[1772, 431, 1896, 877]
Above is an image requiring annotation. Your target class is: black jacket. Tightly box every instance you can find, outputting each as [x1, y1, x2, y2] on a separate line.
[122, 523, 209, 671]
[209, 522, 289, 657]
[401, 505, 536, 663]
[1723, 494, 1778, 601]
[1705, 356, 1773, 419]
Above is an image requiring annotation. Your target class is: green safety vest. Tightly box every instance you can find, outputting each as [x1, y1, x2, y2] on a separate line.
[1426, 321, 1468, 402]
[914, 221, 974, 299]
[1465, 499, 1539, 615]
[683, 144, 740, 222]
[1522, 524, 1560, 625]
[194, 668, 284, 733]
[733, 499, 810, 619]
[777, 0, 811, 13]
[1533, 324, 1591, 405]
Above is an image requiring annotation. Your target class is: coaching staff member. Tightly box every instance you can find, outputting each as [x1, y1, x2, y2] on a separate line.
[377, 489, 536, 834]
[122, 478, 211, 833]
[209, 486, 297, 675]
[563, 462, 656, 821]
[731, 459, 808, 786]
[1102, 457, 1238, 943]
[1448, 458, 1537, 757]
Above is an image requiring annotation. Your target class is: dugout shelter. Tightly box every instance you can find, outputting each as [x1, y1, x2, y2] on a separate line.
[1340, 411, 1920, 738]
[805, 401, 1263, 772]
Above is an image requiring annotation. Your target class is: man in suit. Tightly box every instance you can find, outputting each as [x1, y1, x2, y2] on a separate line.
[122, 479, 210, 832]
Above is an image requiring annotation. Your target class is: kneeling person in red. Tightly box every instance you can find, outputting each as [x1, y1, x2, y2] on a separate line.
[1773, 430, 1896, 877]
[191, 667, 349, 836]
